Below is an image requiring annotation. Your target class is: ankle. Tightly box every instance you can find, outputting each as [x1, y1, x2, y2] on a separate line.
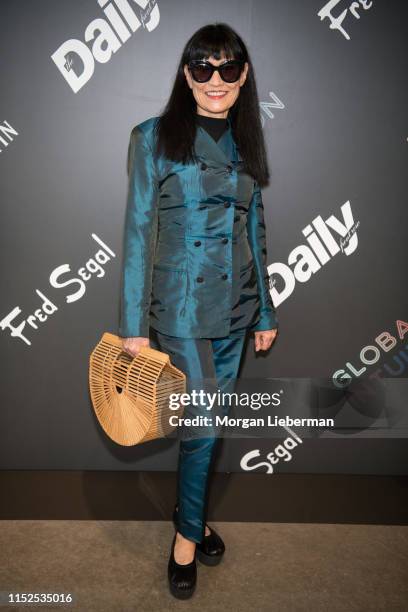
[176, 531, 196, 547]
[174, 532, 196, 565]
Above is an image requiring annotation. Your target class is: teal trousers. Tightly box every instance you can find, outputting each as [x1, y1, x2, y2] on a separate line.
[149, 326, 247, 543]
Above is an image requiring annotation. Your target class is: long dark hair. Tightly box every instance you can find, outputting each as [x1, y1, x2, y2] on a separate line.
[153, 23, 270, 187]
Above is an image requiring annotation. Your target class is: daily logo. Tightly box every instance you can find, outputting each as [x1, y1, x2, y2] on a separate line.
[51, 0, 160, 93]
[269, 200, 359, 309]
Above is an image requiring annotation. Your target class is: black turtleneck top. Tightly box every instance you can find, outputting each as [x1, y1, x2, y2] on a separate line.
[195, 112, 228, 143]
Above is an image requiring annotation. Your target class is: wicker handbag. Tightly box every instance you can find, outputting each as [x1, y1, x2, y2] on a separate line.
[89, 332, 186, 446]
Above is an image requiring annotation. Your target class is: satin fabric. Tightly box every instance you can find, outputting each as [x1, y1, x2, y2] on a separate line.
[149, 326, 247, 543]
[119, 114, 278, 339]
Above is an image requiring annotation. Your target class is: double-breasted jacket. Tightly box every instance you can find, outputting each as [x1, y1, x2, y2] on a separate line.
[118, 115, 278, 339]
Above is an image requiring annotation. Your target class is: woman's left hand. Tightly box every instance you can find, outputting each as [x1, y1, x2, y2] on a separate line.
[254, 328, 278, 352]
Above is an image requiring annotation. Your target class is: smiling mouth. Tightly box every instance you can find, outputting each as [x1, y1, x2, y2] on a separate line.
[205, 91, 227, 98]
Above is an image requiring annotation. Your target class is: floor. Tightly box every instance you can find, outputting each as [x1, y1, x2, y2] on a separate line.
[1, 520, 407, 611]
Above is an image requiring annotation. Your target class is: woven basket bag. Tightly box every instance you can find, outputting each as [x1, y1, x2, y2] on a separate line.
[89, 332, 186, 446]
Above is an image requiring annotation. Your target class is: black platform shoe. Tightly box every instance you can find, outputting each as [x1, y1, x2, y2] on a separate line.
[172, 505, 225, 566]
[168, 532, 197, 599]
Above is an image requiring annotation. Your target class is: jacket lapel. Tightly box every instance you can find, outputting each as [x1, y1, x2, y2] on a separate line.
[194, 116, 243, 165]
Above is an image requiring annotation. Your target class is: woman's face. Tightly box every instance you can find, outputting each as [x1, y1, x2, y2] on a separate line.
[184, 55, 248, 119]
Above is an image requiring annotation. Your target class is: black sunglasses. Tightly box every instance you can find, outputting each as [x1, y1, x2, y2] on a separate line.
[188, 59, 245, 83]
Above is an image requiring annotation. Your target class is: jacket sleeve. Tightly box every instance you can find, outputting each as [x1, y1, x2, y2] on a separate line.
[247, 180, 278, 331]
[118, 126, 159, 338]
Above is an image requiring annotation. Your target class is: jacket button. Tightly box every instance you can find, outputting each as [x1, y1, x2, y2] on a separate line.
[200, 162, 208, 171]
[221, 237, 228, 244]
[194, 240, 201, 247]
[224, 202, 231, 208]
[221, 273, 228, 280]
[196, 276, 204, 283]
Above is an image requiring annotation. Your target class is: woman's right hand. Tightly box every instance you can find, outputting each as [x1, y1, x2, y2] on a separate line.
[121, 336, 150, 358]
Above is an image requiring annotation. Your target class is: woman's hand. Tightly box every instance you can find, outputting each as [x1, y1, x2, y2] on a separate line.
[254, 328, 278, 352]
[121, 336, 150, 357]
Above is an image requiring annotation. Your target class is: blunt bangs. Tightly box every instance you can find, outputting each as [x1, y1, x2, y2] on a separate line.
[185, 26, 247, 63]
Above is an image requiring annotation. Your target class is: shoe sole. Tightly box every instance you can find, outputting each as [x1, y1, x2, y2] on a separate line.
[173, 519, 225, 567]
[196, 548, 224, 566]
[169, 582, 196, 599]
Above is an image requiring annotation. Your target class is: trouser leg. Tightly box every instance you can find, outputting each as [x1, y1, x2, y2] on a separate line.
[149, 327, 246, 544]
[199, 329, 248, 529]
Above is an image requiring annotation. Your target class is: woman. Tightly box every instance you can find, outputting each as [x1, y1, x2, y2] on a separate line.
[119, 23, 278, 599]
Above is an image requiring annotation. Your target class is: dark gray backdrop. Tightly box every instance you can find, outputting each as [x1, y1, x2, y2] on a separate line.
[1, 0, 407, 473]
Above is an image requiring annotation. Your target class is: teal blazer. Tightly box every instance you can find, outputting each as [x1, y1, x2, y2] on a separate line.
[119, 115, 278, 339]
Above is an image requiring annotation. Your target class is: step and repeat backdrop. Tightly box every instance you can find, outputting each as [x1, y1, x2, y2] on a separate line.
[1, 0, 407, 474]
